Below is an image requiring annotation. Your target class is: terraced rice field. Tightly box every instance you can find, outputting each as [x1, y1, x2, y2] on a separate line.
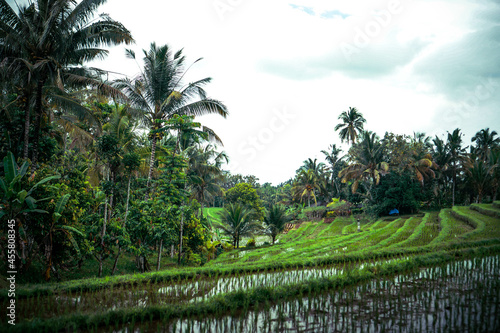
[2, 203, 500, 332]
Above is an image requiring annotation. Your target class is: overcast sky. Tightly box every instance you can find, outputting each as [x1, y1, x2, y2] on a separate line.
[9, 0, 500, 185]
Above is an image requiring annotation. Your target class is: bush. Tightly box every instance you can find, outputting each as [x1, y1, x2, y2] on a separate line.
[222, 242, 234, 252]
[366, 171, 426, 217]
[246, 239, 256, 247]
[299, 206, 327, 220]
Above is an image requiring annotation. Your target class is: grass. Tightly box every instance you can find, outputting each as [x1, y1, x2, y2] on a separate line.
[3, 204, 500, 332]
[203, 207, 224, 224]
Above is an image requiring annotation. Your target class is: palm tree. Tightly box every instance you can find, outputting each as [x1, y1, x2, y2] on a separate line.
[339, 131, 388, 198]
[264, 204, 289, 244]
[187, 144, 227, 219]
[412, 132, 433, 150]
[217, 204, 261, 248]
[405, 138, 438, 187]
[0, 0, 133, 167]
[321, 144, 345, 197]
[298, 158, 326, 176]
[406, 152, 437, 186]
[293, 169, 321, 207]
[114, 43, 228, 192]
[472, 128, 500, 162]
[334, 107, 366, 145]
[447, 128, 469, 206]
[467, 159, 493, 203]
[487, 150, 500, 201]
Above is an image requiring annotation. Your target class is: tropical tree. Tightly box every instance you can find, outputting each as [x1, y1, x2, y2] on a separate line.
[467, 159, 493, 203]
[321, 144, 346, 198]
[187, 144, 227, 218]
[472, 128, 500, 162]
[225, 182, 265, 221]
[298, 158, 326, 176]
[263, 204, 289, 244]
[114, 43, 228, 192]
[293, 169, 321, 207]
[0, 0, 133, 167]
[156, 115, 207, 264]
[334, 107, 366, 145]
[447, 128, 469, 206]
[488, 150, 500, 201]
[217, 204, 261, 248]
[339, 131, 389, 199]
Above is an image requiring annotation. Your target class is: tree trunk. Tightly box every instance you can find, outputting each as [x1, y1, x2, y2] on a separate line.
[136, 255, 149, 272]
[111, 246, 121, 275]
[102, 196, 108, 245]
[98, 254, 103, 277]
[452, 170, 456, 206]
[145, 134, 158, 197]
[22, 89, 31, 160]
[124, 175, 131, 223]
[178, 212, 184, 265]
[156, 239, 163, 271]
[31, 79, 45, 172]
[108, 170, 114, 221]
[171, 244, 175, 258]
[102, 168, 110, 245]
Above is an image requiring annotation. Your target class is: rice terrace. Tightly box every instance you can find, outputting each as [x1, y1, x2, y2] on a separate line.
[1, 0, 500, 332]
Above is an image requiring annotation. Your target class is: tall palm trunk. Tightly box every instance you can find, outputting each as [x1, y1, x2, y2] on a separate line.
[124, 175, 132, 223]
[102, 197, 108, 244]
[452, 166, 456, 206]
[22, 89, 31, 160]
[108, 170, 114, 221]
[31, 79, 45, 172]
[174, 132, 186, 265]
[200, 199, 204, 219]
[145, 134, 158, 197]
[102, 168, 109, 245]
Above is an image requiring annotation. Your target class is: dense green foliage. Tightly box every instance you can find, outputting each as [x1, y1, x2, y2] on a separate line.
[225, 183, 265, 221]
[1, 1, 500, 331]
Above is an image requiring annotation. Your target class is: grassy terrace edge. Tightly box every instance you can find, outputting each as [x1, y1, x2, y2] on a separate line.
[3, 236, 500, 300]
[4, 245, 500, 333]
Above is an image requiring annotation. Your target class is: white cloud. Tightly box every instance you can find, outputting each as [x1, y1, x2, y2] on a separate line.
[87, 0, 500, 184]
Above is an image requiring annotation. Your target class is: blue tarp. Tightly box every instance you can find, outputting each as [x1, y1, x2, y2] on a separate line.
[389, 209, 399, 215]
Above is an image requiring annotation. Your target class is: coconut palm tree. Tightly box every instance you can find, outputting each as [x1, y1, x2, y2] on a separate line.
[339, 131, 389, 199]
[293, 169, 321, 207]
[467, 159, 493, 203]
[264, 204, 289, 244]
[486, 150, 500, 201]
[217, 204, 261, 248]
[472, 128, 500, 162]
[334, 107, 366, 145]
[321, 144, 345, 197]
[0, 0, 133, 167]
[187, 144, 227, 218]
[114, 43, 228, 192]
[447, 128, 469, 206]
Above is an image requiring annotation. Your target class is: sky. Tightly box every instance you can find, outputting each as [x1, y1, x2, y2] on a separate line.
[8, 0, 500, 185]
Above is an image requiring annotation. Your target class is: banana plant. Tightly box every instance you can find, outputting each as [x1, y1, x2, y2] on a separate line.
[0, 152, 60, 220]
[44, 193, 85, 280]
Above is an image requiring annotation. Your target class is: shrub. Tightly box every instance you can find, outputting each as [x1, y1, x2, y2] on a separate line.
[300, 206, 327, 220]
[221, 242, 234, 252]
[246, 239, 256, 247]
